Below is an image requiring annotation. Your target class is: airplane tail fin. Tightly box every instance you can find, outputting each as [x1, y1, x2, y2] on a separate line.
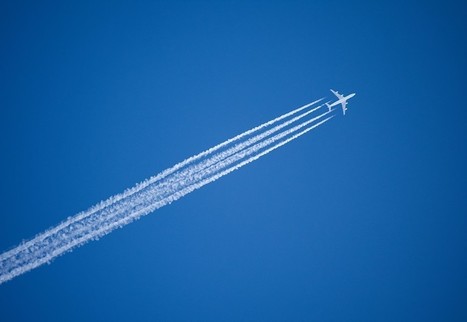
[325, 102, 332, 112]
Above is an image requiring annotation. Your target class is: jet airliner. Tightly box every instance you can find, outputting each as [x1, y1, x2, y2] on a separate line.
[326, 89, 356, 115]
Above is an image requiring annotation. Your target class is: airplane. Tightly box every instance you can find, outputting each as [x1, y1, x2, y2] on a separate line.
[325, 89, 356, 115]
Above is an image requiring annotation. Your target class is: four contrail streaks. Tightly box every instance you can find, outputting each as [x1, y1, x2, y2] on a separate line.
[0, 99, 337, 285]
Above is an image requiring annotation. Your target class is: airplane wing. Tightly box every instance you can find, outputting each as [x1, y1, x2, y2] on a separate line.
[341, 100, 348, 115]
[330, 89, 344, 99]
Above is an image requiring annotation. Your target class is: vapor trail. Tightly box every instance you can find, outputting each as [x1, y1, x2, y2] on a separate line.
[0, 98, 322, 263]
[0, 102, 334, 285]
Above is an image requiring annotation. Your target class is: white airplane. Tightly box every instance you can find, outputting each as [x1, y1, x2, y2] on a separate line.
[325, 89, 356, 115]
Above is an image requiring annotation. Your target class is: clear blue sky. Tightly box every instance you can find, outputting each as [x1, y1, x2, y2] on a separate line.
[1, 1, 466, 321]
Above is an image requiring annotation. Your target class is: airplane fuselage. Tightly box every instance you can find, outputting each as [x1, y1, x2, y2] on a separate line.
[327, 93, 355, 108]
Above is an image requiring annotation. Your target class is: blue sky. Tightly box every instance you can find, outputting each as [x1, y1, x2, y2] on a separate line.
[1, 1, 466, 321]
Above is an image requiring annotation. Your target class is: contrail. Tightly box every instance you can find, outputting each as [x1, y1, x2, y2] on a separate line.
[0, 101, 335, 285]
[0, 98, 322, 263]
